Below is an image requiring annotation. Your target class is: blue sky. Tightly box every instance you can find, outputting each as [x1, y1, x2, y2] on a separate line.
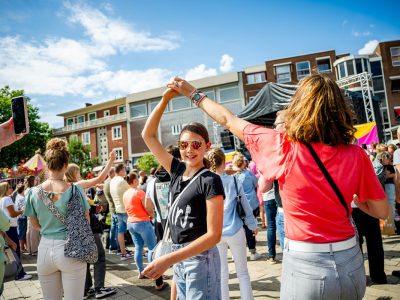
[0, 0, 399, 128]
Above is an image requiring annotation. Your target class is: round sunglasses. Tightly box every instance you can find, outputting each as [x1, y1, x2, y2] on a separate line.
[177, 140, 203, 150]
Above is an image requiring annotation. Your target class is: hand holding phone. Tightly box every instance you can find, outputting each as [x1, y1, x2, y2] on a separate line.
[0, 118, 25, 149]
[11, 96, 29, 135]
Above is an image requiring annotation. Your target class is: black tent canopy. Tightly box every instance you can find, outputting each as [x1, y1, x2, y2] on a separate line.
[237, 82, 297, 126]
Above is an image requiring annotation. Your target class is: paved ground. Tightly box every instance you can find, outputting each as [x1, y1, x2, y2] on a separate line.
[2, 232, 400, 299]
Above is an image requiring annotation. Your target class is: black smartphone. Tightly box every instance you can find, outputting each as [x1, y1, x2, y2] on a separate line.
[11, 96, 29, 135]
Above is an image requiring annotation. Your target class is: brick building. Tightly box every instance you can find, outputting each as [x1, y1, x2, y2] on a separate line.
[52, 98, 129, 165]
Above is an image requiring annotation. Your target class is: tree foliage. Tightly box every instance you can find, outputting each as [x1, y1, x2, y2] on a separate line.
[137, 154, 158, 173]
[0, 86, 52, 168]
[67, 138, 98, 176]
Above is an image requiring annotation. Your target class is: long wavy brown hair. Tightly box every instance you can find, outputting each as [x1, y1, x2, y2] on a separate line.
[285, 74, 356, 146]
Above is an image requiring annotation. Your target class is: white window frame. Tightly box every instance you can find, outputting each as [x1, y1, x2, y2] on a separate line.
[246, 72, 266, 84]
[112, 125, 122, 140]
[296, 61, 311, 81]
[390, 47, 400, 67]
[82, 132, 90, 145]
[77, 115, 85, 123]
[88, 112, 96, 121]
[170, 95, 192, 111]
[171, 124, 183, 136]
[218, 85, 240, 103]
[103, 110, 110, 117]
[69, 134, 78, 141]
[275, 64, 291, 83]
[118, 105, 126, 114]
[113, 147, 123, 162]
[316, 57, 332, 73]
[130, 102, 148, 119]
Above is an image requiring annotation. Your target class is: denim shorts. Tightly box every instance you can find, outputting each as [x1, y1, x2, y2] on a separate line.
[17, 217, 28, 240]
[115, 213, 128, 233]
[172, 244, 221, 300]
[280, 243, 366, 300]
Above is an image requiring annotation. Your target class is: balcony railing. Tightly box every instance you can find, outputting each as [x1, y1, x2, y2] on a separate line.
[53, 112, 127, 135]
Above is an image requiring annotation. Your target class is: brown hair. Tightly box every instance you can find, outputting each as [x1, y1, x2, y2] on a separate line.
[44, 138, 69, 171]
[17, 183, 25, 194]
[232, 153, 246, 170]
[65, 163, 80, 183]
[285, 74, 355, 146]
[380, 151, 392, 162]
[126, 172, 138, 184]
[25, 175, 35, 188]
[207, 148, 225, 172]
[115, 163, 125, 174]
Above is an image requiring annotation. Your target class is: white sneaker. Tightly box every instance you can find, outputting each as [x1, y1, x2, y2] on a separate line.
[120, 252, 134, 261]
[16, 274, 32, 281]
[249, 252, 261, 261]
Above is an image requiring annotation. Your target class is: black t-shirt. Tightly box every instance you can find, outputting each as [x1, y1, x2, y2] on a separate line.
[384, 165, 395, 184]
[168, 158, 225, 244]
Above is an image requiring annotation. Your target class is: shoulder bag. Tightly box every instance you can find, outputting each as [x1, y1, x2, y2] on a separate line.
[233, 176, 246, 220]
[37, 184, 98, 264]
[151, 169, 208, 261]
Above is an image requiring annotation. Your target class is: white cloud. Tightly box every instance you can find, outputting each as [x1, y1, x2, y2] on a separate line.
[64, 2, 180, 54]
[184, 64, 217, 81]
[358, 40, 379, 55]
[219, 54, 234, 73]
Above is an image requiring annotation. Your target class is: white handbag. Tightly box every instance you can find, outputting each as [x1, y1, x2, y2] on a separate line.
[151, 169, 208, 261]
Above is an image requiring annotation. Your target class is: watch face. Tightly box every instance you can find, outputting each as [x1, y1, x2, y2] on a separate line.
[193, 93, 201, 101]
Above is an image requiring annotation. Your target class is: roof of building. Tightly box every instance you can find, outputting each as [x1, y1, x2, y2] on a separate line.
[57, 97, 126, 117]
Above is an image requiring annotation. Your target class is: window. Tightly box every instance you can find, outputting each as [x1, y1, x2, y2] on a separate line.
[82, 132, 90, 145]
[362, 59, 369, 73]
[374, 92, 385, 102]
[77, 115, 85, 123]
[346, 60, 355, 76]
[355, 59, 363, 74]
[296, 61, 310, 80]
[275, 65, 291, 83]
[316, 58, 331, 73]
[390, 47, 400, 67]
[112, 126, 122, 140]
[338, 62, 346, 78]
[104, 110, 110, 117]
[372, 77, 384, 91]
[246, 72, 266, 84]
[203, 90, 215, 100]
[88, 112, 96, 121]
[219, 86, 240, 103]
[171, 124, 183, 135]
[392, 79, 400, 92]
[67, 118, 74, 126]
[381, 108, 389, 124]
[149, 98, 168, 113]
[130, 102, 147, 118]
[69, 134, 78, 141]
[114, 148, 123, 162]
[171, 96, 191, 110]
[370, 61, 382, 76]
[118, 105, 126, 114]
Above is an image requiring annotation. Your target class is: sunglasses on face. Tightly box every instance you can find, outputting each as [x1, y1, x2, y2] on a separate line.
[178, 140, 203, 150]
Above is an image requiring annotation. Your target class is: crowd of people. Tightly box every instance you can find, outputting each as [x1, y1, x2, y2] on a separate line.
[0, 73, 399, 299]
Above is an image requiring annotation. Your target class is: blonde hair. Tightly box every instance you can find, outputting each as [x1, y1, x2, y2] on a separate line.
[207, 148, 225, 172]
[0, 182, 8, 198]
[285, 74, 355, 146]
[65, 163, 80, 183]
[388, 144, 397, 151]
[44, 138, 69, 171]
[232, 153, 246, 170]
[376, 143, 388, 153]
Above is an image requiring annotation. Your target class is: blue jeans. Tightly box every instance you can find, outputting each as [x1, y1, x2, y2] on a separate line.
[116, 213, 128, 233]
[281, 243, 366, 300]
[17, 217, 27, 240]
[127, 221, 157, 273]
[276, 209, 285, 251]
[264, 200, 277, 258]
[109, 214, 119, 251]
[172, 244, 221, 300]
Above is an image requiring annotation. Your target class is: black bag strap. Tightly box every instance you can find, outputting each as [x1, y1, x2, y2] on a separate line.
[233, 176, 241, 203]
[304, 143, 349, 218]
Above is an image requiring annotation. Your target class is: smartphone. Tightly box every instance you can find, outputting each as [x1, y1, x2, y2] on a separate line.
[11, 96, 29, 135]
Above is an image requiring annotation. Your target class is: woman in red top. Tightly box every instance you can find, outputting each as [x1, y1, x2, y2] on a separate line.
[166, 74, 389, 300]
[122, 172, 166, 291]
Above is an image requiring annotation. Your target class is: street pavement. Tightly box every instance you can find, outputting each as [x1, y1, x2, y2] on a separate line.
[2, 231, 400, 299]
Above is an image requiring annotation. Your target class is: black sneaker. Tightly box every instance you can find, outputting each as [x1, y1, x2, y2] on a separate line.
[83, 288, 95, 299]
[95, 287, 117, 299]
